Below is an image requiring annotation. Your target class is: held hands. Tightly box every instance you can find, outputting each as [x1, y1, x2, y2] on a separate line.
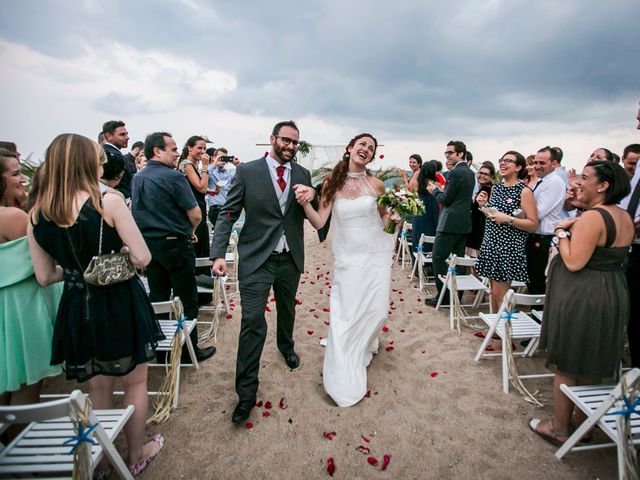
[293, 184, 315, 205]
[212, 258, 227, 276]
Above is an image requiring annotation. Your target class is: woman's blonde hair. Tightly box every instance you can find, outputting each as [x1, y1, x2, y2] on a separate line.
[32, 133, 104, 225]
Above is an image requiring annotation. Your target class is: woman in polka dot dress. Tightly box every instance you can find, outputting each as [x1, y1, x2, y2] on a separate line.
[475, 151, 539, 312]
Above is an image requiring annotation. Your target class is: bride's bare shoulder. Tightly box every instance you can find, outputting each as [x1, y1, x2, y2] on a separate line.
[367, 176, 385, 195]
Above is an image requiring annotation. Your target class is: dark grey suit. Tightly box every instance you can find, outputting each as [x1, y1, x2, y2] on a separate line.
[210, 157, 313, 401]
[431, 161, 475, 299]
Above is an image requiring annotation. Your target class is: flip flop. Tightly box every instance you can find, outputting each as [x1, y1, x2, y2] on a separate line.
[529, 418, 568, 447]
[129, 433, 164, 477]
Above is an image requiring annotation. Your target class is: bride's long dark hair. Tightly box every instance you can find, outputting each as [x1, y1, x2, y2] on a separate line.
[321, 133, 378, 207]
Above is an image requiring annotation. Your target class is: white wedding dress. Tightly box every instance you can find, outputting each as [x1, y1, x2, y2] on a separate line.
[323, 172, 394, 407]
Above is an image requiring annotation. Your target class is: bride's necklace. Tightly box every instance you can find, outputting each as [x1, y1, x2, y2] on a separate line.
[347, 171, 366, 179]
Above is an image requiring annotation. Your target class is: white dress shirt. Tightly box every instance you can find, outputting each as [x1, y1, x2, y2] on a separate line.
[265, 155, 291, 252]
[619, 167, 640, 243]
[532, 170, 566, 235]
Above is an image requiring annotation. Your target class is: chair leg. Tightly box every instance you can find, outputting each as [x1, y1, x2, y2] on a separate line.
[173, 360, 181, 409]
[435, 276, 447, 311]
[474, 316, 500, 362]
[184, 325, 200, 370]
[502, 335, 509, 394]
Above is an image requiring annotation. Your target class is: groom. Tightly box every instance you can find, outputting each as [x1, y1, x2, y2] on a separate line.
[210, 120, 316, 424]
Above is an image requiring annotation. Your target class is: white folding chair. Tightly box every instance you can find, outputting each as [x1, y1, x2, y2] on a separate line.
[474, 290, 551, 394]
[394, 221, 413, 269]
[195, 257, 228, 344]
[410, 234, 435, 291]
[0, 390, 134, 479]
[556, 368, 640, 480]
[150, 298, 199, 409]
[436, 255, 491, 330]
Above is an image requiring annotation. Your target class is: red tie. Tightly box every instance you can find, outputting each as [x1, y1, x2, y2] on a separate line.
[276, 165, 286, 192]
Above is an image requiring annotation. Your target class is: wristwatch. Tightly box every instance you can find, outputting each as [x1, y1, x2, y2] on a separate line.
[507, 216, 515, 225]
[556, 229, 571, 239]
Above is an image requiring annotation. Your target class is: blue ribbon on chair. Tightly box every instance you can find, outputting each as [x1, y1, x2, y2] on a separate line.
[415, 244, 423, 254]
[63, 422, 99, 454]
[609, 395, 640, 419]
[499, 308, 517, 324]
[447, 267, 456, 275]
[400, 231, 408, 239]
[174, 314, 186, 335]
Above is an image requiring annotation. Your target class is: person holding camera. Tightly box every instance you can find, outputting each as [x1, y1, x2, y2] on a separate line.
[475, 151, 538, 312]
[207, 147, 239, 230]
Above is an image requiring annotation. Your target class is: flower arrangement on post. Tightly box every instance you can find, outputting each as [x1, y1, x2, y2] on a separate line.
[377, 187, 425, 234]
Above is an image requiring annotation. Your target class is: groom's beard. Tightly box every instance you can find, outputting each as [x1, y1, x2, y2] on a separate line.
[272, 143, 297, 163]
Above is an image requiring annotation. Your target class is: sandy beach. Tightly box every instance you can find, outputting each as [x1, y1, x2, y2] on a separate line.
[45, 224, 619, 479]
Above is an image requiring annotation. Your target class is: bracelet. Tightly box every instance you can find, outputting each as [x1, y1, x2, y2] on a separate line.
[507, 216, 515, 225]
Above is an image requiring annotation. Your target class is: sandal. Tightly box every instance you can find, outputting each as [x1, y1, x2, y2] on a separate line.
[128, 434, 164, 477]
[529, 418, 569, 447]
[570, 418, 593, 443]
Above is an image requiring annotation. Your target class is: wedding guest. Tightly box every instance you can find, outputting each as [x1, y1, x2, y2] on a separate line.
[131, 132, 215, 363]
[412, 160, 443, 254]
[135, 154, 147, 172]
[530, 161, 633, 446]
[466, 161, 496, 258]
[1, 150, 62, 407]
[207, 147, 238, 230]
[475, 152, 538, 312]
[178, 136, 211, 267]
[124, 141, 144, 178]
[426, 140, 475, 306]
[525, 147, 566, 294]
[396, 154, 422, 192]
[589, 147, 614, 162]
[296, 133, 394, 407]
[621, 144, 640, 180]
[524, 154, 538, 187]
[28, 133, 165, 476]
[102, 120, 131, 199]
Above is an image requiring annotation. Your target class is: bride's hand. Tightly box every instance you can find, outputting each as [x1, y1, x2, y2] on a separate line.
[293, 184, 314, 205]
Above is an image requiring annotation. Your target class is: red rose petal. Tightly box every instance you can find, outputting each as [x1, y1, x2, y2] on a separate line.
[417, 310, 423, 314]
[327, 457, 335, 476]
[307, 330, 314, 335]
[361, 435, 370, 443]
[385, 346, 394, 351]
[226, 314, 233, 319]
[279, 397, 288, 409]
[295, 299, 302, 305]
[262, 410, 270, 417]
[430, 372, 438, 378]
[323, 431, 337, 441]
[388, 340, 394, 345]
[265, 401, 273, 409]
[255, 400, 263, 407]
[265, 306, 271, 312]
[382, 325, 389, 333]
[324, 321, 330, 325]
[381, 454, 391, 471]
[364, 390, 371, 398]
[309, 308, 316, 312]
[356, 446, 371, 454]
[400, 329, 405, 333]
[379, 154, 384, 159]
[323, 307, 330, 312]
[367, 456, 378, 466]
[246, 422, 253, 429]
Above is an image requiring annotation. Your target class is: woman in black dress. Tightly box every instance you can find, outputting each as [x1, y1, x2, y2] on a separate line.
[529, 161, 633, 447]
[28, 134, 165, 476]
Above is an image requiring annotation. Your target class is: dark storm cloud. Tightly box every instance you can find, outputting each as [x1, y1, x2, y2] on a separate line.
[2, 0, 638, 136]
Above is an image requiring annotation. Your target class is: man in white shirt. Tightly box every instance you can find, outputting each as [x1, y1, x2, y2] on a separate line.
[525, 146, 566, 294]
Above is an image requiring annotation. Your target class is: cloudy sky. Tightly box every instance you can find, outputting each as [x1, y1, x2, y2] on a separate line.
[1, 0, 639, 172]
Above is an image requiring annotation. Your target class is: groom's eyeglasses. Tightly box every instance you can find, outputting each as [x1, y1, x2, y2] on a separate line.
[275, 136, 300, 147]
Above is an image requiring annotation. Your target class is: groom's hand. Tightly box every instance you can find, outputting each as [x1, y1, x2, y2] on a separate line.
[293, 184, 314, 205]
[212, 258, 228, 276]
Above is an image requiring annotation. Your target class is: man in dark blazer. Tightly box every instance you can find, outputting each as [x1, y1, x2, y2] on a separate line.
[426, 140, 476, 306]
[210, 120, 315, 424]
[102, 120, 132, 199]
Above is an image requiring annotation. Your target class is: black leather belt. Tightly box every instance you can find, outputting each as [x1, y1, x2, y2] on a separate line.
[271, 250, 289, 256]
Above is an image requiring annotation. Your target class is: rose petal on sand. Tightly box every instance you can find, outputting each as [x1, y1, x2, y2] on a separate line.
[367, 457, 378, 466]
[307, 330, 314, 335]
[295, 299, 302, 305]
[385, 346, 394, 351]
[364, 390, 371, 398]
[279, 397, 288, 409]
[323, 431, 337, 441]
[262, 410, 270, 417]
[309, 308, 316, 312]
[382, 325, 389, 333]
[256, 400, 263, 407]
[356, 446, 371, 454]
[265, 401, 273, 409]
[226, 314, 233, 319]
[400, 329, 405, 333]
[323, 307, 330, 312]
[246, 422, 253, 429]
[361, 435, 370, 443]
[381, 454, 391, 470]
[430, 372, 438, 378]
[324, 321, 330, 325]
[327, 457, 335, 476]
[265, 306, 271, 312]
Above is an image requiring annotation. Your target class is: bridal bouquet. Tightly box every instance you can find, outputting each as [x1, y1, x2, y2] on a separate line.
[377, 187, 425, 234]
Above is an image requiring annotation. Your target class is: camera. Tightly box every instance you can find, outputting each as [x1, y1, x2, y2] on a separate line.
[220, 155, 234, 163]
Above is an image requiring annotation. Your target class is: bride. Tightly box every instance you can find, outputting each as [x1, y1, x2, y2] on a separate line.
[295, 133, 394, 407]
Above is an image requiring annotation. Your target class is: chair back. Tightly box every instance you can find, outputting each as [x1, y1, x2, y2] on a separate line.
[513, 293, 545, 307]
[0, 391, 85, 424]
[447, 254, 478, 269]
[151, 297, 183, 319]
[417, 234, 435, 251]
